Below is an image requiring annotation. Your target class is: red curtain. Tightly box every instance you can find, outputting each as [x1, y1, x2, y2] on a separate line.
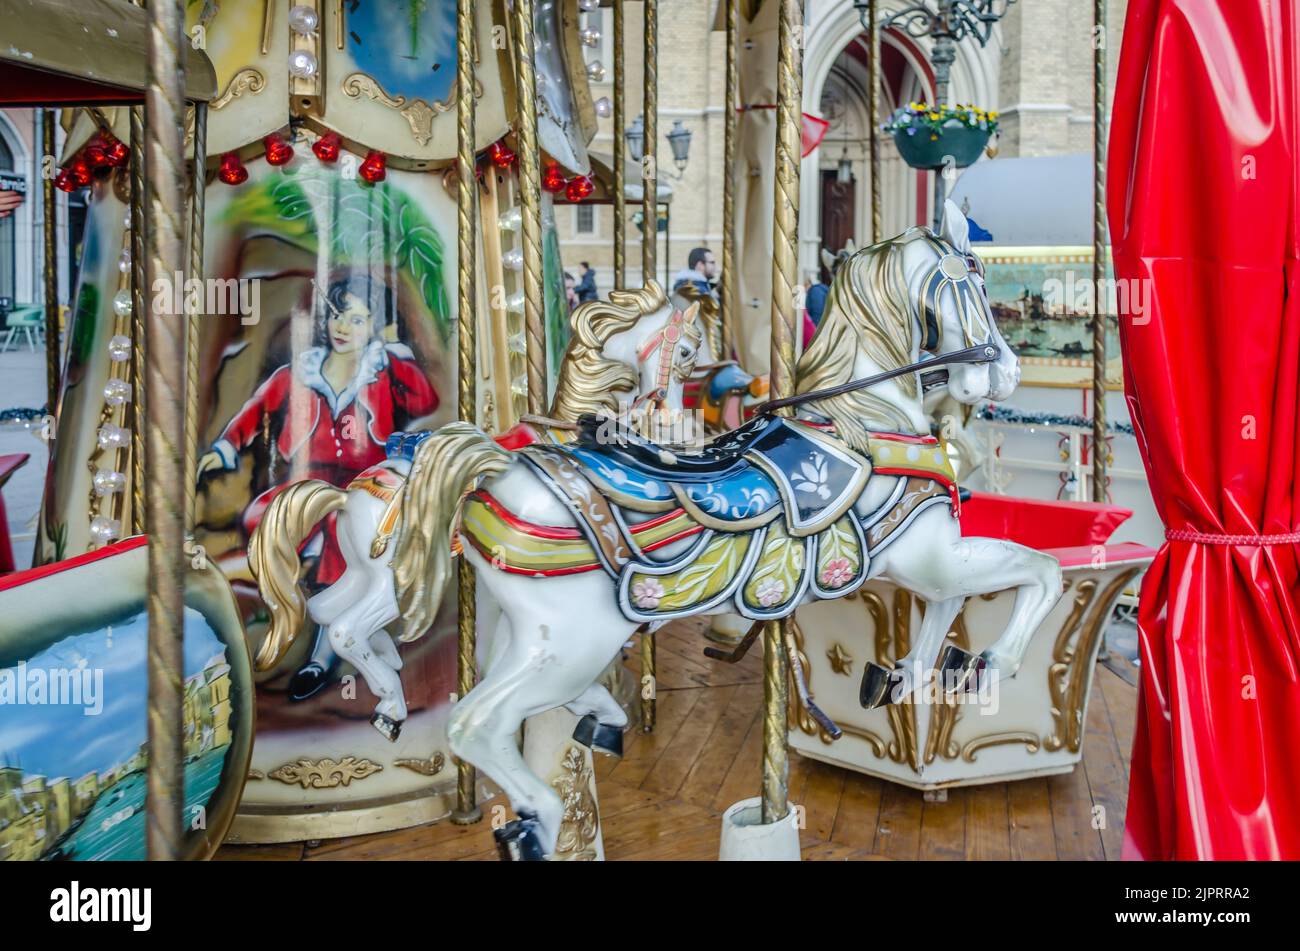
[1109, 0, 1300, 858]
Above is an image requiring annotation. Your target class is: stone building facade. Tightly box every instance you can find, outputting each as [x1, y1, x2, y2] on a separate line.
[557, 0, 1128, 304]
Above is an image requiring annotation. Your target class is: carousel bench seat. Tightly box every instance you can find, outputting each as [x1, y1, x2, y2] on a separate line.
[790, 491, 1157, 792]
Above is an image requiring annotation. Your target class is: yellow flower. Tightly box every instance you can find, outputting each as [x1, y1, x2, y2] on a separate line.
[989, 110, 999, 119]
[928, 112, 940, 120]
[929, 134, 938, 141]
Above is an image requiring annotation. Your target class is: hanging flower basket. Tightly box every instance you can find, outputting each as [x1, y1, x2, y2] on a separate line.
[884, 103, 999, 171]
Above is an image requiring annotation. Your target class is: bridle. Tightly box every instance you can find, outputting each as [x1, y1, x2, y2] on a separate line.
[916, 235, 994, 353]
[633, 304, 703, 410]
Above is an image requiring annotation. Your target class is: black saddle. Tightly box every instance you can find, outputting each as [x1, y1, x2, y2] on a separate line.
[574, 412, 782, 483]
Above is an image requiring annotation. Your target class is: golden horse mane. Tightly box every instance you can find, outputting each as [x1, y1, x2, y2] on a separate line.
[549, 281, 669, 420]
[795, 232, 928, 449]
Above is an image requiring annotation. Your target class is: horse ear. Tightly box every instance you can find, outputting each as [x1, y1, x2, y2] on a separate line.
[843, 238, 857, 254]
[820, 249, 835, 271]
[941, 199, 971, 253]
[683, 301, 700, 326]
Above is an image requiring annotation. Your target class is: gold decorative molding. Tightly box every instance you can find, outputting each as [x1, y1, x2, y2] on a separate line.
[247, 769, 265, 781]
[924, 612, 970, 765]
[550, 745, 599, 861]
[341, 72, 453, 147]
[268, 756, 384, 789]
[961, 732, 1041, 763]
[1045, 568, 1141, 753]
[394, 751, 446, 777]
[211, 67, 267, 111]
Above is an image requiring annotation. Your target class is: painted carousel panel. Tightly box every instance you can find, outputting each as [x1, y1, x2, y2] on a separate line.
[0, 537, 254, 861]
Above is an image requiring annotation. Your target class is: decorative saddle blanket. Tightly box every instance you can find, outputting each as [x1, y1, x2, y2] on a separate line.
[454, 414, 959, 624]
[539, 414, 871, 536]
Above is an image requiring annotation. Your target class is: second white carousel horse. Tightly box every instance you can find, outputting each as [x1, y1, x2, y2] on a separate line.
[248, 284, 703, 740]
[252, 203, 1061, 860]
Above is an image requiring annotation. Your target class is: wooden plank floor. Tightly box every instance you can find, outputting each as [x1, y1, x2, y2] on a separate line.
[216, 618, 1138, 862]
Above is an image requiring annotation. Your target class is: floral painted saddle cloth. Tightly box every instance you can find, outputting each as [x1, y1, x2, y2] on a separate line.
[456, 415, 939, 623]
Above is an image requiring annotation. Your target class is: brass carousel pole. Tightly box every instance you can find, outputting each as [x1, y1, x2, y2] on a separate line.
[451, 0, 482, 825]
[867, 0, 881, 244]
[762, 0, 803, 825]
[613, 0, 626, 289]
[642, 0, 658, 285]
[1090, 0, 1107, 502]
[511, 0, 546, 416]
[129, 15, 147, 536]
[41, 111, 59, 418]
[185, 102, 206, 534]
[143, 0, 189, 861]
[640, 0, 659, 734]
[720, 0, 738, 357]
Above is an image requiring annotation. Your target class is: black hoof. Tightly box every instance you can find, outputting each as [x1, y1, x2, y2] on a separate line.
[288, 661, 333, 702]
[370, 712, 403, 743]
[494, 813, 546, 861]
[572, 714, 624, 758]
[938, 644, 987, 695]
[859, 661, 905, 708]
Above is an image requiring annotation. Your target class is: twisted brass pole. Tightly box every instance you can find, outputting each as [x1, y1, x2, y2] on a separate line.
[185, 102, 206, 534]
[1091, 0, 1107, 503]
[512, 0, 545, 415]
[130, 106, 147, 536]
[642, 0, 658, 285]
[144, 0, 189, 862]
[763, 0, 803, 826]
[868, 0, 881, 244]
[613, 0, 626, 289]
[451, 0, 482, 825]
[721, 0, 738, 358]
[42, 111, 59, 420]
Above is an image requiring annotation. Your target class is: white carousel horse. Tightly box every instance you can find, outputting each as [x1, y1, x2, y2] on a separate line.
[247, 283, 703, 739]
[252, 202, 1061, 860]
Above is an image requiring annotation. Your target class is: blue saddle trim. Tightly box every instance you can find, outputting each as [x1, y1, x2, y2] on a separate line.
[556, 416, 871, 535]
[386, 430, 435, 462]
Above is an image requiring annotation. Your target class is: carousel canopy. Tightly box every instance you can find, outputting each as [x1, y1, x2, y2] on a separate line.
[950, 153, 1100, 246]
[0, 0, 217, 104]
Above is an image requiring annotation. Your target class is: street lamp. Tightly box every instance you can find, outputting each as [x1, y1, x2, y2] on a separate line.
[856, 0, 1016, 229]
[666, 120, 693, 175]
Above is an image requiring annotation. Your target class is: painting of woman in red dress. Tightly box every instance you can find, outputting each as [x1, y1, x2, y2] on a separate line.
[197, 274, 439, 699]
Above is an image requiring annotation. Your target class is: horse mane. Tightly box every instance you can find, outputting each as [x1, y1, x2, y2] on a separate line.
[795, 232, 926, 448]
[550, 281, 668, 420]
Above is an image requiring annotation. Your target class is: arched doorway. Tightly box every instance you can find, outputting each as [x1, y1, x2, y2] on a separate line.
[800, 3, 1003, 279]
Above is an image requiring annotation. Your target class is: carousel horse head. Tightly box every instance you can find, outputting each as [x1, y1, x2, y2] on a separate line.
[550, 280, 704, 436]
[795, 200, 1017, 450]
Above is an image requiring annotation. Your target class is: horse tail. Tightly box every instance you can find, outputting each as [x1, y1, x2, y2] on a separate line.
[248, 480, 350, 671]
[391, 422, 513, 642]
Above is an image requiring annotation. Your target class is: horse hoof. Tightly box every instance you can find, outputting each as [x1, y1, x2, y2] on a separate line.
[572, 714, 624, 758]
[859, 662, 905, 708]
[288, 662, 332, 702]
[938, 644, 987, 695]
[370, 712, 403, 743]
[494, 814, 547, 862]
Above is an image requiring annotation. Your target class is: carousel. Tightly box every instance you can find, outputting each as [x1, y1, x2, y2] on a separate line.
[0, 0, 1296, 865]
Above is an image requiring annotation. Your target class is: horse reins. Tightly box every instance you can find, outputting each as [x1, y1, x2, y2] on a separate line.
[754, 343, 1001, 415]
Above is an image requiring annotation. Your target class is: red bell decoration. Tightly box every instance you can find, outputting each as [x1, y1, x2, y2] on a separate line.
[54, 169, 77, 193]
[102, 135, 129, 167]
[358, 150, 387, 183]
[69, 158, 93, 187]
[541, 162, 567, 194]
[82, 141, 109, 168]
[312, 132, 341, 163]
[264, 134, 295, 166]
[218, 151, 249, 186]
[565, 174, 595, 202]
[487, 139, 516, 169]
